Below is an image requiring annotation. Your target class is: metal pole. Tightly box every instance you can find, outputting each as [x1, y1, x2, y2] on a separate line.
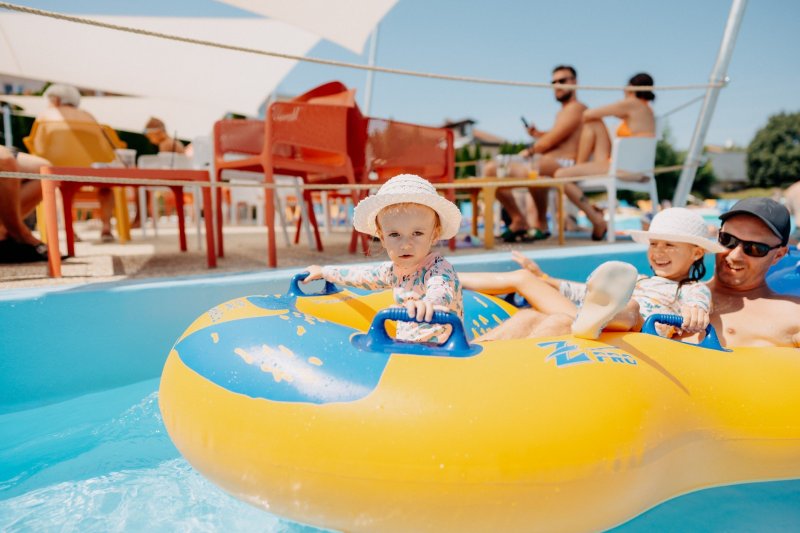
[363, 24, 380, 115]
[672, 0, 747, 207]
[2, 104, 12, 147]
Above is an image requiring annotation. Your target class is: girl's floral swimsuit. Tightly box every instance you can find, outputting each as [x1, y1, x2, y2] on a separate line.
[561, 275, 712, 337]
[321, 253, 463, 343]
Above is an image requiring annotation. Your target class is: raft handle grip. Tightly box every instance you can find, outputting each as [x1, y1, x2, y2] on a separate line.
[351, 308, 482, 357]
[641, 313, 730, 352]
[289, 272, 341, 297]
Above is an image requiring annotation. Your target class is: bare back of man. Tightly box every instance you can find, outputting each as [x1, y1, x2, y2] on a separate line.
[486, 65, 586, 241]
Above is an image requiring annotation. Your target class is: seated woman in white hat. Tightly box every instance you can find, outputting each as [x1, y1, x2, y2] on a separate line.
[303, 174, 463, 344]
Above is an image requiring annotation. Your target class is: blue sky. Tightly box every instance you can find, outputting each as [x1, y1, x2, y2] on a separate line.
[7, 0, 800, 149]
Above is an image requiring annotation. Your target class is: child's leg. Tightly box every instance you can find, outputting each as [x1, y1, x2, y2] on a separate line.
[476, 308, 551, 341]
[460, 270, 577, 316]
[571, 261, 638, 339]
[602, 300, 642, 332]
[528, 313, 574, 337]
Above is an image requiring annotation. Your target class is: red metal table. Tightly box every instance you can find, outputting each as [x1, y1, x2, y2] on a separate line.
[41, 166, 215, 277]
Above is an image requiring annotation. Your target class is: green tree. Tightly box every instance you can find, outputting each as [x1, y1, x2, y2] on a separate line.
[747, 111, 800, 188]
[498, 141, 527, 155]
[455, 145, 473, 178]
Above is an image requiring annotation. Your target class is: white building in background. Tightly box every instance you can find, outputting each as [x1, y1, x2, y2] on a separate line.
[0, 75, 45, 96]
[705, 144, 748, 192]
[441, 118, 507, 158]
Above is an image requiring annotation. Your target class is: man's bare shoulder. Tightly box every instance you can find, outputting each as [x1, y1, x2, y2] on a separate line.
[562, 100, 588, 113]
[707, 280, 799, 312]
[761, 291, 800, 309]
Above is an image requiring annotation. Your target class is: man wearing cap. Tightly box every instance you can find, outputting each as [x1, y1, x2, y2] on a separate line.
[472, 197, 799, 348]
[707, 197, 799, 347]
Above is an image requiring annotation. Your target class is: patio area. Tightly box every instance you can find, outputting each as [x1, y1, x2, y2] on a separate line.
[0, 218, 614, 289]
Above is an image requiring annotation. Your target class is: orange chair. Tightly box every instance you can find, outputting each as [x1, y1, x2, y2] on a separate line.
[212, 119, 317, 258]
[23, 119, 131, 242]
[283, 81, 366, 249]
[349, 117, 456, 254]
[213, 101, 358, 267]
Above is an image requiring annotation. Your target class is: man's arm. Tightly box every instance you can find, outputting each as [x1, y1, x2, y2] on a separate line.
[532, 103, 585, 154]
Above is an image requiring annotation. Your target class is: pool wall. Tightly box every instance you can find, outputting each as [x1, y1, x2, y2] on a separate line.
[0, 244, 666, 413]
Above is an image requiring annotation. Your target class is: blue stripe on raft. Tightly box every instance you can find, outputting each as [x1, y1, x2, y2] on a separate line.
[174, 301, 391, 404]
[767, 249, 800, 296]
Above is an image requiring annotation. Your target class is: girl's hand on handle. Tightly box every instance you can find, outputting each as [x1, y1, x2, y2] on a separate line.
[403, 300, 448, 322]
[681, 305, 709, 334]
[511, 250, 543, 276]
[302, 265, 323, 283]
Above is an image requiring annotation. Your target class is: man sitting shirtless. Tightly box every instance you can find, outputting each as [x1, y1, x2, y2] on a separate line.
[475, 197, 799, 348]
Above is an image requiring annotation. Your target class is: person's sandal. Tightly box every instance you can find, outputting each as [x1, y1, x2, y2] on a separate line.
[0, 240, 49, 263]
[528, 228, 551, 241]
[499, 228, 529, 243]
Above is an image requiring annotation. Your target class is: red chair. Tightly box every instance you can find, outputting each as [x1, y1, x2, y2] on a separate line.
[213, 101, 358, 267]
[212, 118, 265, 257]
[350, 117, 456, 254]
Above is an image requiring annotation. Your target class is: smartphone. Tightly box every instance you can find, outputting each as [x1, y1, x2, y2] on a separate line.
[520, 116, 530, 129]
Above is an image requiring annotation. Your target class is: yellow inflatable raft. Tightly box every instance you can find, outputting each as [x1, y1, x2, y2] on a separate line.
[159, 275, 800, 533]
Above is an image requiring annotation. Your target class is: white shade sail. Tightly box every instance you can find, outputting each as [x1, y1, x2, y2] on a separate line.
[0, 13, 319, 116]
[1, 94, 227, 140]
[216, 0, 398, 55]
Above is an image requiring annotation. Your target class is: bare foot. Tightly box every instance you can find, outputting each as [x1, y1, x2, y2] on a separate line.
[591, 220, 608, 241]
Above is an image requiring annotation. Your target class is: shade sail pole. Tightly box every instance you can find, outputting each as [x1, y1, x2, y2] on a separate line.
[672, 0, 747, 207]
[2, 104, 12, 147]
[363, 24, 380, 115]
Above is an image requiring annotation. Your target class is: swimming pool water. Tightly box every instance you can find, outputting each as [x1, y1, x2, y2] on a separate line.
[0, 379, 321, 532]
[2, 376, 798, 532]
[2, 245, 798, 532]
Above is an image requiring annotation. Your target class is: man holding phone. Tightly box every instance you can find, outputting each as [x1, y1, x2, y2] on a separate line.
[486, 65, 586, 242]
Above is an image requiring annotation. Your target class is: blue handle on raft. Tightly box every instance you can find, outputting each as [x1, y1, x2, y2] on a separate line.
[288, 272, 341, 297]
[351, 308, 482, 357]
[641, 313, 729, 352]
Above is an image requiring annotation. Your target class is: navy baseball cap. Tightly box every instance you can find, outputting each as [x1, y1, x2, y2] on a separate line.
[719, 197, 791, 246]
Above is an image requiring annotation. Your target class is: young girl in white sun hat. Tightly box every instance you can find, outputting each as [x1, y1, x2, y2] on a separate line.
[461, 207, 724, 339]
[569, 207, 727, 338]
[303, 174, 463, 343]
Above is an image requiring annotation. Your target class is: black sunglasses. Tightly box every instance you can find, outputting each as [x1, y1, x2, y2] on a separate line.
[718, 231, 782, 258]
[551, 76, 574, 85]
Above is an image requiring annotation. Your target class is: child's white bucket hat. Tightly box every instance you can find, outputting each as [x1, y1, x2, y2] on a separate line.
[353, 174, 462, 239]
[626, 207, 725, 253]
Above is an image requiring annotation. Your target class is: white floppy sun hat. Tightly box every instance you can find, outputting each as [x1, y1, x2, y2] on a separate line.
[353, 174, 462, 240]
[626, 207, 725, 253]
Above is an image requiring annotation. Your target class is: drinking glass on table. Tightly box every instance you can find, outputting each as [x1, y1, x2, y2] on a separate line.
[495, 155, 510, 178]
[527, 153, 541, 179]
[114, 149, 137, 168]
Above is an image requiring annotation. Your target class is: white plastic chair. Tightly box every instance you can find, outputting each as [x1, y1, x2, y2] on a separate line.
[220, 166, 313, 249]
[136, 153, 203, 248]
[576, 137, 659, 242]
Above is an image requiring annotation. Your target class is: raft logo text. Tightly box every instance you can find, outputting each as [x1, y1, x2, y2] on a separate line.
[538, 340, 637, 368]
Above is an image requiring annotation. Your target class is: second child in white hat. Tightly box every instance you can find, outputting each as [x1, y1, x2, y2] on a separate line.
[461, 207, 724, 340]
[572, 207, 725, 338]
[303, 174, 463, 343]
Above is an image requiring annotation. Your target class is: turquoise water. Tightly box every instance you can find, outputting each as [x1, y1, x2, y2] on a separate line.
[1, 245, 798, 532]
